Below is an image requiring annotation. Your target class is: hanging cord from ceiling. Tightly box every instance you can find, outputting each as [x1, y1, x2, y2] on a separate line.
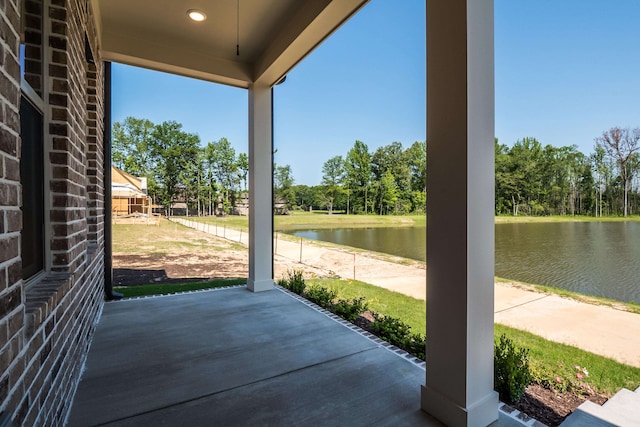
[236, 0, 240, 56]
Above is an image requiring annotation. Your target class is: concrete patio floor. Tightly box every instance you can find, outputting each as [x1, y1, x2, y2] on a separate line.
[67, 286, 526, 426]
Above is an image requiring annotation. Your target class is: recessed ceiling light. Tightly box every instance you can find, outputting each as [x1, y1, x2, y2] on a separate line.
[187, 9, 206, 22]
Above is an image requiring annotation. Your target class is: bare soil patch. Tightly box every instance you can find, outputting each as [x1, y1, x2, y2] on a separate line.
[113, 253, 248, 286]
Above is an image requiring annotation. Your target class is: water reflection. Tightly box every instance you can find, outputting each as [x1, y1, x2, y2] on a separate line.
[286, 222, 640, 304]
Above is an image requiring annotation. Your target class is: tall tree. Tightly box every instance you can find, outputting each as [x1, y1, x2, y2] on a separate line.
[321, 155, 344, 214]
[150, 121, 200, 215]
[112, 117, 155, 176]
[236, 152, 249, 192]
[371, 142, 412, 213]
[594, 127, 640, 217]
[345, 140, 372, 214]
[406, 141, 427, 191]
[274, 164, 294, 210]
[205, 137, 237, 212]
[508, 137, 544, 215]
[378, 170, 398, 214]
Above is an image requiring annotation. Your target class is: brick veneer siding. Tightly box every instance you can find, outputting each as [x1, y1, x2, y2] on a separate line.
[0, 0, 106, 425]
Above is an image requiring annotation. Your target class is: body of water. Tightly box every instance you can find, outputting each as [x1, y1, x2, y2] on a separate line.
[286, 222, 640, 304]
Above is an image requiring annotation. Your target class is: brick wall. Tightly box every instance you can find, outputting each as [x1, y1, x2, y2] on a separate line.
[0, 0, 26, 423]
[0, 0, 106, 425]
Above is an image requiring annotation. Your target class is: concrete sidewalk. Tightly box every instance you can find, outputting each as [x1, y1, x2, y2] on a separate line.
[171, 218, 640, 368]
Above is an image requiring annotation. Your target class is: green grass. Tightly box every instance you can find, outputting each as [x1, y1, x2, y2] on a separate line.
[496, 324, 640, 396]
[181, 211, 426, 231]
[308, 278, 426, 335]
[113, 278, 247, 298]
[183, 212, 640, 230]
[309, 278, 640, 396]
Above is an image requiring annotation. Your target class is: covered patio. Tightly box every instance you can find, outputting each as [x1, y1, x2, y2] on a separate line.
[1, 0, 499, 425]
[94, 0, 498, 425]
[67, 287, 523, 426]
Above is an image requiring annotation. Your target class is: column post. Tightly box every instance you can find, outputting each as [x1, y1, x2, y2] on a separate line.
[247, 83, 274, 292]
[421, 1, 498, 426]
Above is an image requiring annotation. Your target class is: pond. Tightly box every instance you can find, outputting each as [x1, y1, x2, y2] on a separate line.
[285, 222, 640, 304]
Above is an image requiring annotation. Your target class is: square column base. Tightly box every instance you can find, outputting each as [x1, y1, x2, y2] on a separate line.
[247, 279, 274, 293]
[421, 385, 498, 427]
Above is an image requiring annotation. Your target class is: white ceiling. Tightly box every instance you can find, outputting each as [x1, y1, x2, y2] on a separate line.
[92, 0, 369, 88]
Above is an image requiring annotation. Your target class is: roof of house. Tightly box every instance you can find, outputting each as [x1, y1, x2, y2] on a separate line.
[112, 166, 149, 198]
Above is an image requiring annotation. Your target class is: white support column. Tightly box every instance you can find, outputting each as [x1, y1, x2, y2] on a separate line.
[421, 1, 498, 427]
[247, 83, 274, 292]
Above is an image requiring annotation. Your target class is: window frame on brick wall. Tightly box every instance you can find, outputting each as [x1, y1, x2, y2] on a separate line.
[19, 91, 45, 281]
[20, 0, 51, 286]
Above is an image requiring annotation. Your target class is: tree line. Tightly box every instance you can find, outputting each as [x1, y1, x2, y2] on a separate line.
[113, 117, 250, 215]
[496, 127, 640, 217]
[293, 140, 427, 215]
[112, 117, 426, 216]
[113, 116, 639, 217]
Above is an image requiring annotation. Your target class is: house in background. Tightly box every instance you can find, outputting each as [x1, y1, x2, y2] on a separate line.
[111, 165, 151, 217]
[0, 1, 496, 426]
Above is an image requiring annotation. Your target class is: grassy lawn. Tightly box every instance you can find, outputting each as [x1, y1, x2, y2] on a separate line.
[310, 278, 640, 396]
[114, 278, 246, 298]
[495, 324, 640, 396]
[182, 211, 640, 231]
[180, 211, 426, 231]
[308, 278, 426, 335]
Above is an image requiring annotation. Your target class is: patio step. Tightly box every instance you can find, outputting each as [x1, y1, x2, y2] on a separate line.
[560, 388, 640, 427]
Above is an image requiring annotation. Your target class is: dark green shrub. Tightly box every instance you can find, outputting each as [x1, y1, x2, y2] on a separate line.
[371, 313, 425, 360]
[403, 333, 426, 361]
[333, 297, 368, 322]
[279, 269, 306, 294]
[494, 334, 533, 402]
[371, 314, 413, 348]
[304, 285, 337, 308]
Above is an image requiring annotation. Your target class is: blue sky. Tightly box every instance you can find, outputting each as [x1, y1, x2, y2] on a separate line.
[112, 0, 640, 185]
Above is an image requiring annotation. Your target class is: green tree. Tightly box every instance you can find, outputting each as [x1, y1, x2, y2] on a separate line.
[205, 137, 237, 213]
[371, 142, 406, 214]
[112, 117, 155, 176]
[594, 127, 640, 217]
[236, 152, 249, 192]
[274, 164, 294, 210]
[321, 155, 344, 214]
[590, 145, 609, 217]
[378, 170, 398, 214]
[405, 141, 427, 213]
[150, 121, 200, 215]
[345, 140, 372, 214]
[112, 117, 159, 199]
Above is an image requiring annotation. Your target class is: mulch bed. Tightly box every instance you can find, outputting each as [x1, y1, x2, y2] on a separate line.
[510, 384, 607, 426]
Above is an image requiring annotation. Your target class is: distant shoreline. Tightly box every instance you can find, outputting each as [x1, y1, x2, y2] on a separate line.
[184, 211, 640, 232]
[495, 215, 640, 224]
